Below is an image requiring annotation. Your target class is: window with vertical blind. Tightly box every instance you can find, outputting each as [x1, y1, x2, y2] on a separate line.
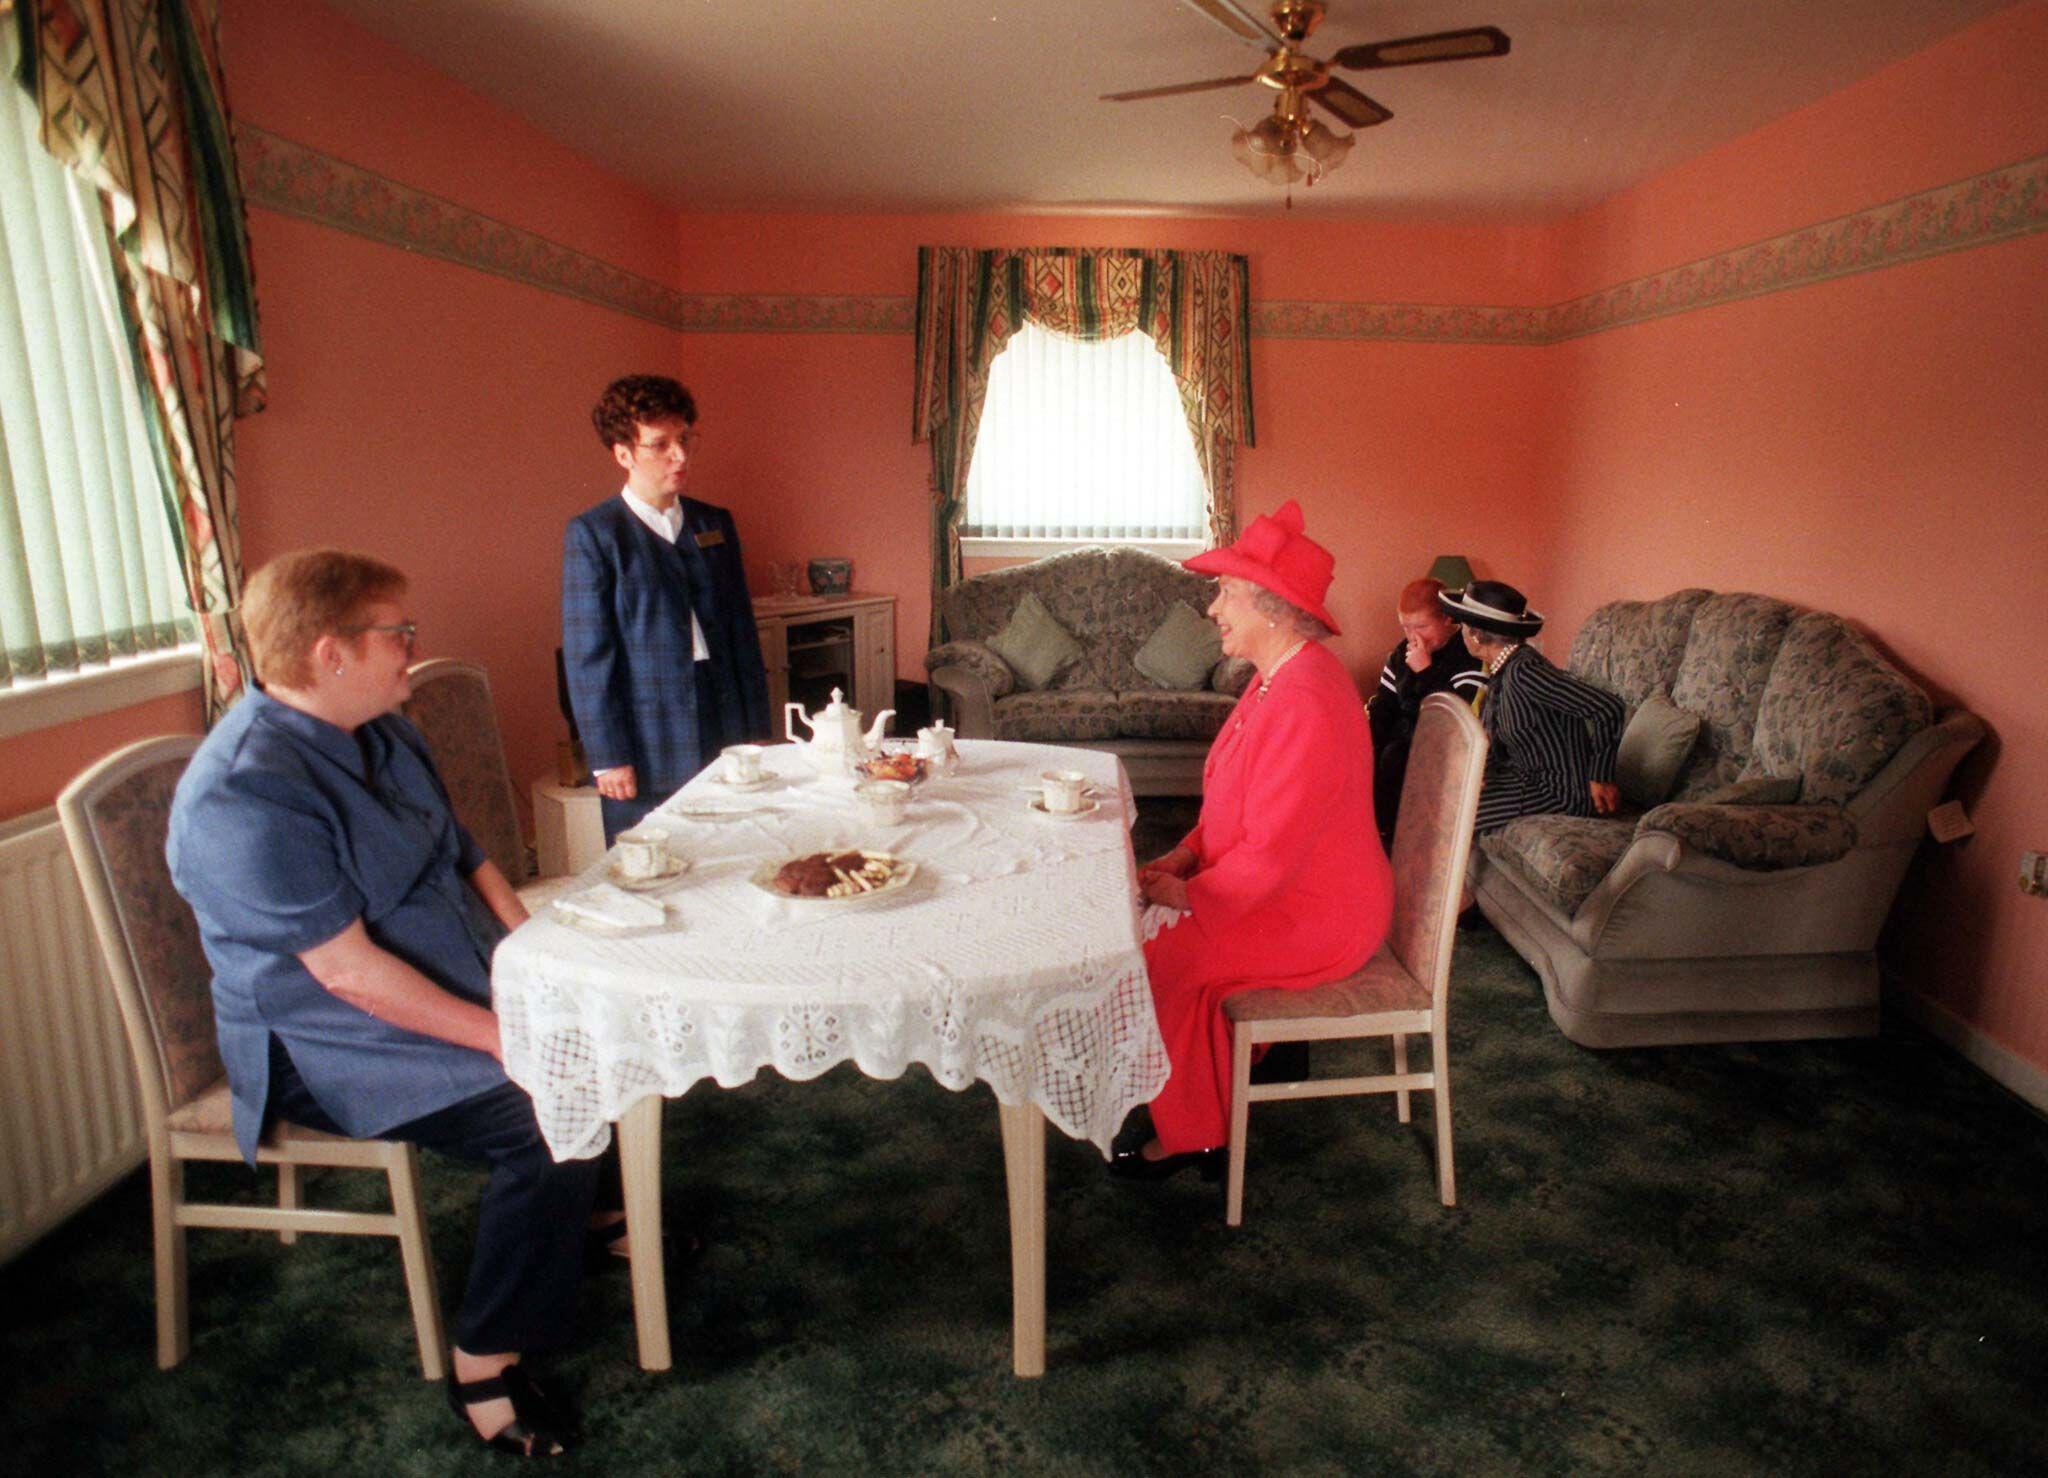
[962, 320, 1208, 548]
[0, 39, 194, 699]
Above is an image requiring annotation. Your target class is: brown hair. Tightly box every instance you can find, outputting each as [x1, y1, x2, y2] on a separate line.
[591, 375, 697, 450]
[243, 549, 407, 690]
[1398, 577, 1447, 614]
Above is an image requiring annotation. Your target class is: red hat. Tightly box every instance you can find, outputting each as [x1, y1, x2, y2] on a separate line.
[1183, 499, 1341, 635]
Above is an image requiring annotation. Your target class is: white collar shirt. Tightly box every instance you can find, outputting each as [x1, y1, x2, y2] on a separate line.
[619, 487, 710, 661]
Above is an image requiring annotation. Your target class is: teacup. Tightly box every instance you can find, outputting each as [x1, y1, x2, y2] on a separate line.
[1040, 769, 1088, 814]
[854, 778, 911, 826]
[722, 743, 764, 784]
[615, 826, 672, 879]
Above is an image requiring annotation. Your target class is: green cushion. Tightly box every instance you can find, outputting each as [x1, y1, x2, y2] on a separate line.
[1132, 601, 1223, 691]
[1698, 775, 1803, 806]
[986, 591, 1085, 691]
[1615, 693, 1702, 809]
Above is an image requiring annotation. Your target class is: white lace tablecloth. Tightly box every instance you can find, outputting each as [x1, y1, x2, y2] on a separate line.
[493, 740, 1169, 1161]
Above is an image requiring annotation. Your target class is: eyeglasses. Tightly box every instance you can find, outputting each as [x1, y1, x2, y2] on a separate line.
[344, 620, 419, 653]
[632, 431, 699, 460]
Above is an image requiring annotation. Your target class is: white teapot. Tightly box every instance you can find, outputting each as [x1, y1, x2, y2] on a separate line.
[785, 688, 894, 776]
[915, 720, 959, 774]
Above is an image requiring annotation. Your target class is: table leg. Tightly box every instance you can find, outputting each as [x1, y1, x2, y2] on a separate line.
[617, 1094, 671, 1372]
[995, 1099, 1046, 1378]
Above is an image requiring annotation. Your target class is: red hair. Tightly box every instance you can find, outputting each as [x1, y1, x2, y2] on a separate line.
[1398, 577, 1446, 614]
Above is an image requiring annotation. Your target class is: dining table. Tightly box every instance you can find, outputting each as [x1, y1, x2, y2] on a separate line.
[490, 737, 1171, 1377]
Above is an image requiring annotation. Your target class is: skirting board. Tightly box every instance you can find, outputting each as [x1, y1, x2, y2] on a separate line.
[1885, 980, 2048, 1119]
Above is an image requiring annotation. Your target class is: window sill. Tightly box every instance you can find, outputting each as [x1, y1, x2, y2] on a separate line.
[962, 536, 1205, 562]
[0, 646, 204, 740]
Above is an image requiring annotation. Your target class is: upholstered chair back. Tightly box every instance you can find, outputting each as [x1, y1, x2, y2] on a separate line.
[57, 737, 222, 1119]
[1383, 694, 1488, 1017]
[401, 658, 530, 884]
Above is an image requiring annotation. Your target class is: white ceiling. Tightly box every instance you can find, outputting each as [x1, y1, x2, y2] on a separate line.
[314, 0, 2017, 221]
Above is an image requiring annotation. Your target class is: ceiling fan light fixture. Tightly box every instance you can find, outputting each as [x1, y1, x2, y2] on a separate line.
[1299, 116, 1353, 169]
[1227, 103, 1349, 188]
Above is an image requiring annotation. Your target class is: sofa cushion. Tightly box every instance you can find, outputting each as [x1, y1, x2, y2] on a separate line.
[1116, 689, 1237, 742]
[992, 689, 1122, 742]
[1615, 693, 1701, 809]
[1667, 593, 1798, 798]
[1568, 589, 1710, 709]
[1638, 800, 1857, 870]
[1132, 600, 1223, 690]
[1481, 814, 1639, 918]
[988, 591, 1085, 690]
[1696, 775, 1802, 806]
[1746, 613, 1932, 806]
[1211, 656, 1255, 695]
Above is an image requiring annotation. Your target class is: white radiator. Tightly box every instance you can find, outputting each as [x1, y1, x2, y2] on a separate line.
[0, 807, 145, 1264]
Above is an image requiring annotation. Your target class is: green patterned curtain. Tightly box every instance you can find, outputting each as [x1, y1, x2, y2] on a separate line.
[12, 0, 263, 717]
[912, 246, 1254, 642]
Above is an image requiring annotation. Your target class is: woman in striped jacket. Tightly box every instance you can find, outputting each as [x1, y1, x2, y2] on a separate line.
[1439, 581, 1625, 833]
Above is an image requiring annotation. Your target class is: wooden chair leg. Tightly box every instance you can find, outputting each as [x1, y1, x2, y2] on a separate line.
[1225, 1024, 1256, 1227]
[386, 1147, 448, 1380]
[152, 1153, 190, 1370]
[1432, 1031, 1455, 1207]
[276, 1162, 300, 1245]
[1393, 1032, 1412, 1123]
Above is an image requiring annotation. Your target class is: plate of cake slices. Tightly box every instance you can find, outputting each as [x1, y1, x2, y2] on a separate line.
[749, 849, 919, 905]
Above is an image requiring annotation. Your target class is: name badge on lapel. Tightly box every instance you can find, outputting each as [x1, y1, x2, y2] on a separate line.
[693, 527, 726, 549]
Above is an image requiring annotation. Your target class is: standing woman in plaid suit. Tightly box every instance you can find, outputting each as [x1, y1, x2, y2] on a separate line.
[563, 376, 770, 840]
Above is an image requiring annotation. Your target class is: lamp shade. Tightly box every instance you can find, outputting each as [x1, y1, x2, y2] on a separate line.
[1427, 554, 1475, 591]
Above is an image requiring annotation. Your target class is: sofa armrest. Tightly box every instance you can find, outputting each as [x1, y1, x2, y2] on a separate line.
[1635, 801, 1857, 871]
[924, 640, 1015, 699]
[927, 646, 1012, 740]
[1211, 656, 1254, 696]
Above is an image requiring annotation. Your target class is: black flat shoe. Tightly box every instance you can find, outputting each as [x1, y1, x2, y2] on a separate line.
[1108, 1146, 1225, 1184]
[445, 1365, 575, 1458]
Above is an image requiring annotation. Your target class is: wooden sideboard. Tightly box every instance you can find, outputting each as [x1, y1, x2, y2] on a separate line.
[753, 592, 896, 737]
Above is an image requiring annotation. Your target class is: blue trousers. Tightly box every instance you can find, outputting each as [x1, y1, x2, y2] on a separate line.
[268, 1039, 617, 1354]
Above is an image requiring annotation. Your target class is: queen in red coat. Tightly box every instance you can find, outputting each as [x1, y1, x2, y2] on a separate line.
[1116, 501, 1393, 1180]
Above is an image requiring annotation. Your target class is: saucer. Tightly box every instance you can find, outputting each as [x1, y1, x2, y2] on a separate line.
[1028, 795, 1100, 821]
[711, 771, 778, 793]
[604, 856, 690, 892]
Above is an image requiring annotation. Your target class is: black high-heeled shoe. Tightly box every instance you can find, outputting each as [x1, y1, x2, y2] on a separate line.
[1108, 1145, 1225, 1183]
[445, 1364, 575, 1458]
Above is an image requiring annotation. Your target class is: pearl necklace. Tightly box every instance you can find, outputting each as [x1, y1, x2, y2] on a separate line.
[1255, 639, 1309, 697]
[1486, 642, 1521, 677]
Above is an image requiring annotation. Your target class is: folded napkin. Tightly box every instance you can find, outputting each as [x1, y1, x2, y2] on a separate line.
[553, 882, 666, 930]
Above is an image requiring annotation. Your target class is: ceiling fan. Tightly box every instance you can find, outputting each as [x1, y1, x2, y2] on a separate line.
[1103, 0, 1511, 189]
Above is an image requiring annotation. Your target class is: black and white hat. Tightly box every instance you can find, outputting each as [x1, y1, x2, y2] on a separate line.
[1439, 579, 1545, 638]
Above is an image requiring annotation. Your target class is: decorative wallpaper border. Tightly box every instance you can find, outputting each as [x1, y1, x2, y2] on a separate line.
[236, 124, 2047, 346]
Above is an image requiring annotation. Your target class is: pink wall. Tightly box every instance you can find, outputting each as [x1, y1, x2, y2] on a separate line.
[5, 0, 2036, 1088]
[218, 0, 686, 819]
[1541, 4, 2048, 1069]
[669, 210, 1564, 682]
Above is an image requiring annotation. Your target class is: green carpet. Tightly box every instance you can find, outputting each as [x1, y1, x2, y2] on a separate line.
[6, 927, 2047, 1474]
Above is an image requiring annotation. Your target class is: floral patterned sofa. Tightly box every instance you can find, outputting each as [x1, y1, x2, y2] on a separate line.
[1474, 589, 1983, 1048]
[923, 547, 1250, 794]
